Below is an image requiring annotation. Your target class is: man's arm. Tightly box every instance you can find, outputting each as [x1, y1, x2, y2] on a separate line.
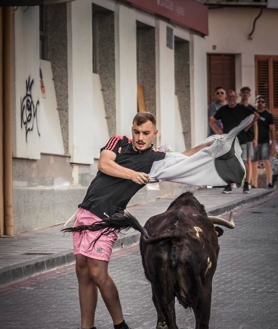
[253, 121, 258, 148]
[244, 111, 259, 131]
[210, 116, 223, 135]
[269, 124, 276, 158]
[182, 140, 214, 156]
[98, 149, 150, 184]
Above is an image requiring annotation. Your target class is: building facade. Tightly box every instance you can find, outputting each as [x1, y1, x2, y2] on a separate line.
[0, 0, 209, 235]
[203, 0, 278, 130]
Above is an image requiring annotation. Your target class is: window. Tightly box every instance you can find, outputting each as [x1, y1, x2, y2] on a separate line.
[255, 55, 278, 129]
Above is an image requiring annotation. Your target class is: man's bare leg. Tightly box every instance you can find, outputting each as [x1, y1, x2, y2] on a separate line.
[251, 162, 258, 187]
[246, 156, 252, 184]
[87, 258, 124, 325]
[76, 254, 98, 329]
[264, 160, 273, 185]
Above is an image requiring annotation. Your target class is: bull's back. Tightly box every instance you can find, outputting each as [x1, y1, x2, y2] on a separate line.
[140, 213, 219, 308]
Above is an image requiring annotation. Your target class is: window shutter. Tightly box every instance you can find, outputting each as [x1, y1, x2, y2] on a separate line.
[256, 55, 278, 131]
[273, 60, 278, 109]
[257, 59, 269, 108]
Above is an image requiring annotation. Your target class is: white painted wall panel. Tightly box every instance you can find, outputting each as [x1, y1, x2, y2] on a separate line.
[68, 1, 95, 164]
[40, 60, 64, 155]
[190, 33, 208, 146]
[14, 7, 41, 159]
[175, 96, 186, 152]
[156, 20, 176, 148]
[92, 74, 110, 158]
[115, 4, 137, 137]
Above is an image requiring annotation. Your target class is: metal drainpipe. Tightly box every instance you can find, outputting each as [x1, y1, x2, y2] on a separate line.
[0, 8, 4, 236]
[3, 7, 13, 236]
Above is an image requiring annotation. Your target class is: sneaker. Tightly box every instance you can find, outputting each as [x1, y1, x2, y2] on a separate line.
[243, 182, 250, 194]
[222, 185, 232, 194]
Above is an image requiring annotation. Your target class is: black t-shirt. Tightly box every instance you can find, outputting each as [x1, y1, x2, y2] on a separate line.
[245, 104, 256, 142]
[257, 110, 274, 144]
[214, 104, 254, 144]
[79, 135, 166, 218]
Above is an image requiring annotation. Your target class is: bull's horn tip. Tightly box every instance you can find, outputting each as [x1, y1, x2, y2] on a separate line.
[229, 212, 235, 228]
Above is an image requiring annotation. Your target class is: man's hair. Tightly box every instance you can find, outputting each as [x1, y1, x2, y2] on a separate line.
[133, 112, 156, 126]
[215, 86, 225, 92]
[240, 86, 251, 92]
[227, 89, 236, 94]
[255, 94, 265, 102]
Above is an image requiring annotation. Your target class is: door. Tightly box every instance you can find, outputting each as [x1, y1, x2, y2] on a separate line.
[207, 54, 235, 105]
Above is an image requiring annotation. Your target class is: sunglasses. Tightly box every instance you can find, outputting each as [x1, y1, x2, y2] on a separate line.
[216, 91, 225, 95]
[257, 100, 265, 103]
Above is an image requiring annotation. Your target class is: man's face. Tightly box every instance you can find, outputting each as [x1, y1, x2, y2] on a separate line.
[131, 120, 158, 151]
[227, 91, 237, 107]
[255, 98, 265, 112]
[215, 88, 226, 102]
[240, 89, 251, 101]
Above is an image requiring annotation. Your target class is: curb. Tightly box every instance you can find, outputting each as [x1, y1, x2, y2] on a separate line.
[0, 189, 273, 287]
[206, 189, 273, 216]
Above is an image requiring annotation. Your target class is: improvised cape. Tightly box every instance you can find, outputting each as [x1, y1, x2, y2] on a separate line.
[149, 114, 255, 187]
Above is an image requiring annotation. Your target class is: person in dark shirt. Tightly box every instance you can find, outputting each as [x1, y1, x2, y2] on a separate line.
[210, 89, 259, 194]
[207, 86, 227, 136]
[71, 112, 213, 329]
[239, 86, 258, 193]
[251, 95, 276, 188]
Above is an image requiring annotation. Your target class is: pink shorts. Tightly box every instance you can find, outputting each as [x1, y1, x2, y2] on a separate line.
[73, 208, 118, 262]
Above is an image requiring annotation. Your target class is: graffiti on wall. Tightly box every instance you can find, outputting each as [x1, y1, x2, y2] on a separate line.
[20, 76, 40, 142]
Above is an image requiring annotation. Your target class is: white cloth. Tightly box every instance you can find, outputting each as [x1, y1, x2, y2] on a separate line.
[149, 115, 254, 187]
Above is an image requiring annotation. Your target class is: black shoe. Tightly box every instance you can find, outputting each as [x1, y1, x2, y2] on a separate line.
[268, 183, 274, 189]
[243, 182, 250, 194]
[222, 185, 232, 194]
[215, 226, 224, 237]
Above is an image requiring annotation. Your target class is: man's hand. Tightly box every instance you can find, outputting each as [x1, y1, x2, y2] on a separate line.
[253, 139, 258, 148]
[130, 172, 150, 185]
[270, 143, 276, 158]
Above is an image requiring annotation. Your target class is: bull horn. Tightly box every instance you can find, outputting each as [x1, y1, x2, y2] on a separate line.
[207, 212, 235, 229]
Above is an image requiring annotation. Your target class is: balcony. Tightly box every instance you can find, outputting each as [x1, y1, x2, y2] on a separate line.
[198, 0, 273, 9]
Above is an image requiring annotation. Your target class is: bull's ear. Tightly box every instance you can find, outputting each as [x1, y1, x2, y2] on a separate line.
[215, 226, 224, 238]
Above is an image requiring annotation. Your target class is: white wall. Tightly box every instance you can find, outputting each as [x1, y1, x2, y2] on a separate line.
[190, 33, 208, 146]
[14, 7, 41, 160]
[156, 20, 176, 148]
[206, 8, 278, 103]
[67, 0, 95, 164]
[115, 4, 137, 137]
[40, 60, 64, 155]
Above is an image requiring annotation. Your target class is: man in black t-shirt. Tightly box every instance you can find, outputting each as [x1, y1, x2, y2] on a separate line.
[72, 112, 213, 329]
[210, 90, 259, 194]
[239, 86, 258, 193]
[251, 95, 276, 188]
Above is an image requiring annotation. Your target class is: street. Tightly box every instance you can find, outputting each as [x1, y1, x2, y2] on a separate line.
[0, 190, 278, 329]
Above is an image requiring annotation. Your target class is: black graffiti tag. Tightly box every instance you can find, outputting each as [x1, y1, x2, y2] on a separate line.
[20, 76, 40, 142]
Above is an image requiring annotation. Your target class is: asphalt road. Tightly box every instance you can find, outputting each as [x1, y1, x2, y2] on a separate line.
[0, 191, 277, 329]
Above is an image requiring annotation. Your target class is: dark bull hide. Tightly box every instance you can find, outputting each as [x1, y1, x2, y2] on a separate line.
[63, 192, 234, 329]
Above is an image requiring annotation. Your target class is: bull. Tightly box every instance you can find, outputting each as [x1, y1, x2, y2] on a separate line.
[63, 192, 235, 329]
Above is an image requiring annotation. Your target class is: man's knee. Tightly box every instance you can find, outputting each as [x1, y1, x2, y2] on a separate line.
[75, 254, 90, 278]
[87, 259, 109, 286]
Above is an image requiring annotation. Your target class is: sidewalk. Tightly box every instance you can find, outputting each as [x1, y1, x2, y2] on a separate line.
[0, 186, 274, 287]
